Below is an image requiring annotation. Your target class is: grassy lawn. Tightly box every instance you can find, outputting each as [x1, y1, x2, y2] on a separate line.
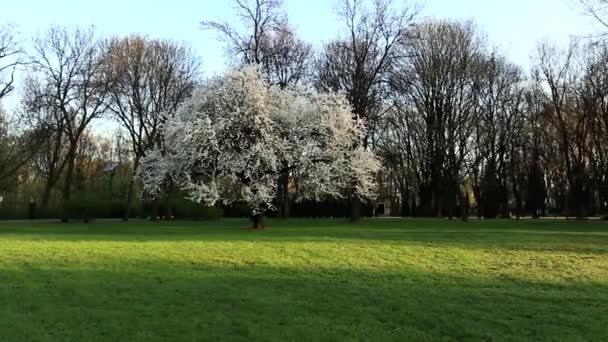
[0, 218, 607, 341]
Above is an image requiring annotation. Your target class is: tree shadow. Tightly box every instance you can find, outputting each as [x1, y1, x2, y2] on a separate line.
[0, 219, 606, 255]
[0, 263, 606, 341]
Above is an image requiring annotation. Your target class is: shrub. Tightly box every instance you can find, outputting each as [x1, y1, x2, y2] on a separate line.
[171, 198, 223, 220]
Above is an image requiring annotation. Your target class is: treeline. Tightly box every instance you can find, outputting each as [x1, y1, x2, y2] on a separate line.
[377, 22, 608, 220]
[1, 0, 607, 221]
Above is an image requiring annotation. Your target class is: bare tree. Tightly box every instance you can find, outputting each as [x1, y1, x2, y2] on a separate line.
[389, 19, 486, 219]
[0, 24, 41, 192]
[475, 53, 526, 218]
[0, 24, 22, 187]
[202, 0, 312, 86]
[29, 26, 111, 222]
[532, 40, 591, 219]
[104, 35, 200, 220]
[576, 0, 608, 30]
[0, 115, 46, 193]
[203, 0, 284, 65]
[317, 0, 419, 221]
[263, 21, 313, 88]
[22, 76, 70, 210]
[578, 41, 608, 214]
[0, 24, 23, 99]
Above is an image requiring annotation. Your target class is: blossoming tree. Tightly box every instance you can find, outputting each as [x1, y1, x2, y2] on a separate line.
[137, 67, 379, 229]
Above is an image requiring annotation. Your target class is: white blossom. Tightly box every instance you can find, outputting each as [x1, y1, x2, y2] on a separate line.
[137, 67, 380, 216]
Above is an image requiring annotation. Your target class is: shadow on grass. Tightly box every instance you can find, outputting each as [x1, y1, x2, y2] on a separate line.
[1, 263, 607, 341]
[0, 219, 607, 255]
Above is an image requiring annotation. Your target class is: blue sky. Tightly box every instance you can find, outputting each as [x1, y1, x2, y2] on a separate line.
[1, 0, 595, 132]
[1, 0, 596, 74]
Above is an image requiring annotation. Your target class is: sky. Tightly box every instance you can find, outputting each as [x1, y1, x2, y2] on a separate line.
[0, 0, 599, 111]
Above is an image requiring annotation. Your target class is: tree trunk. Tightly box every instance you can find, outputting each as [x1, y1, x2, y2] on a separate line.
[473, 185, 482, 219]
[351, 196, 361, 222]
[123, 156, 141, 221]
[277, 170, 290, 219]
[165, 188, 173, 220]
[151, 198, 159, 221]
[514, 195, 522, 220]
[40, 180, 53, 214]
[251, 214, 265, 230]
[577, 202, 585, 221]
[435, 193, 443, 218]
[60, 148, 77, 223]
[400, 186, 409, 217]
[460, 190, 469, 222]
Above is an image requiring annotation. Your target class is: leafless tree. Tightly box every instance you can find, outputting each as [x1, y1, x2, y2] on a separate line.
[576, 0, 608, 30]
[474, 52, 526, 218]
[0, 24, 41, 192]
[389, 19, 486, 219]
[317, 0, 419, 221]
[29, 26, 111, 222]
[104, 35, 200, 220]
[578, 41, 608, 213]
[202, 0, 312, 86]
[532, 40, 591, 219]
[22, 76, 70, 209]
[0, 24, 24, 99]
[203, 0, 284, 65]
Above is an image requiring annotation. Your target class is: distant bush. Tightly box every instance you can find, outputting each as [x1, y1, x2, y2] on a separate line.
[290, 198, 374, 218]
[0, 204, 27, 220]
[222, 201, 250, 218]
[171, 198, 223, 220]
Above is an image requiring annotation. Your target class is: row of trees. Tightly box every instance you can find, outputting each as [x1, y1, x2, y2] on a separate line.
[1, 0, 608, 222]
[380, 22, 608, 220]
[1, 23, 201, 221]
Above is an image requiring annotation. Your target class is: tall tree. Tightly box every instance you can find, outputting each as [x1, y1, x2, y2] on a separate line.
[317, 0, 419, 221]
[579, 42, 608, 214]
[389, 19, 486, 219]
[203, 0, 313, 219]
[0, 24, 22, 100]
[30, 26, 111, 222]
[22, 76, 69, 210]
[532, 41, 591, 219]
[476, 53, 526, 218]
[104, 35, 200, 220]
[138, 68, 379, 229]
[0, 24, 40, 191]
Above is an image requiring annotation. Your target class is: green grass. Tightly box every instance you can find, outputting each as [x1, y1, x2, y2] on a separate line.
[0, 218, 607, 341]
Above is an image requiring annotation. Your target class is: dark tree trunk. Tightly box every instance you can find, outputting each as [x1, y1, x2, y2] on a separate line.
[165, 192, 173, 220]
[251, 214, 265, 230]
[514, 190, 522, 220]
[277, 170, 290, 219]
[151, 198, 159, 221]
[82, 208, 89, 224]
[123, 156, 141, 221]
[40, 179, 54, 214]
[61, 148, 77, 223]
[419, 184, 433, 217]
[449, 184, 458, 220]
[460, 190, 469, 222]
[400, 186, 410, 217]
[473, 184, 482, 219]
[351, 196, 362, 222]
[40, 133, 65, 215]
[434, 189, 443, 218]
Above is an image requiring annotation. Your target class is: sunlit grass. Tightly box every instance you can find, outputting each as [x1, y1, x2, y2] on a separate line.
[0, 218, 606, 341]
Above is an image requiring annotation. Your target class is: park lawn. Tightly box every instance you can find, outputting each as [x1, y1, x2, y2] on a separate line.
[0, 219, 607, 341]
